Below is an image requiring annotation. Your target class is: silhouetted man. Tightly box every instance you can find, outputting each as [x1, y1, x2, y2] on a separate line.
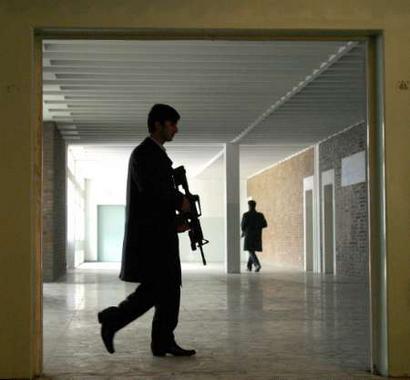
[97, 104, 196, 357]
[241, 200, 267, 272]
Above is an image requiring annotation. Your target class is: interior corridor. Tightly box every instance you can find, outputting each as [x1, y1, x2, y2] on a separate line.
[40, 39, 375, 379]
[42, 264, 375, 380]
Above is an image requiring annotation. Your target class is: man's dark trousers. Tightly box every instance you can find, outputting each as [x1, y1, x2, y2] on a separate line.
[107, 280, 180, 347]
[247, 250, 261, 270]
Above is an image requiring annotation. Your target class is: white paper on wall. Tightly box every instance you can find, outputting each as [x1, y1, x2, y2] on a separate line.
[341, 150, 366, 187]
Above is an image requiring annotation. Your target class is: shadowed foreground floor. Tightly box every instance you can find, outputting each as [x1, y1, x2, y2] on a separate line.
[41, 263, 386, 380]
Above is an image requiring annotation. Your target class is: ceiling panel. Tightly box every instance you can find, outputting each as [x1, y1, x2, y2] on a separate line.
[45, 39, 366, 179]
[43, 39, 360, 144]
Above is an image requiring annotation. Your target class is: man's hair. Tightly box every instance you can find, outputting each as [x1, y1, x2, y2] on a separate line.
[147, 104, 180, 133]
[248, 200, 256, 208]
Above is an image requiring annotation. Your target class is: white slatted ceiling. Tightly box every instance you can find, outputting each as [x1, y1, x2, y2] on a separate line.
[43, 40, 366, 178]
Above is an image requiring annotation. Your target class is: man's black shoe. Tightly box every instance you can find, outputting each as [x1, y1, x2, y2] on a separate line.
[97, 307, 117, 354]
[255, 265, 261, 272]
[151, 342, 196, 357]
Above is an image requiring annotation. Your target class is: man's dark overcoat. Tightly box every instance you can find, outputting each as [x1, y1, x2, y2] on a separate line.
[241, 210, 268, 252]
[120, 137, 183, 285]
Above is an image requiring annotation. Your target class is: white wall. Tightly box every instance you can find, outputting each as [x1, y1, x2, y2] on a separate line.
[66, 149, 86, 268]
[179, 177, 225, 263]
[75, 151, 256, 265]
[84, 172, 127, 261]
[179, 168, 249, 264]
[83, 173, 227, 263]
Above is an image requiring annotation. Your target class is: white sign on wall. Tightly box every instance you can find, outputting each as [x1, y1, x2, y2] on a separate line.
[341, 150, 366, 187]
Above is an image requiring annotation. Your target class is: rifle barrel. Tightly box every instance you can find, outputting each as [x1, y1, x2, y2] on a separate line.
[199, 245, 207, 266]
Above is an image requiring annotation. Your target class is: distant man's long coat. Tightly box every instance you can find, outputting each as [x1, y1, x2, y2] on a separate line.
[120, 137, 184, 285]
[241, 210, 268, 252]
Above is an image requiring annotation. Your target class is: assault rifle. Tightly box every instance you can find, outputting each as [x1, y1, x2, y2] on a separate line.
[173, 166, 208, 266]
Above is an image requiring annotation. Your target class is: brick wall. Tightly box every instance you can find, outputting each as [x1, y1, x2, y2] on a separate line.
[247, 148, 314, 269]
[42, 122, 67, 282]
[319, 122, 368, 278]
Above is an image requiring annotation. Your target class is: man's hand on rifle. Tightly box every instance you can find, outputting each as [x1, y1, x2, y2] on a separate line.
[175, 212, 190, 233]
[180, 196, 191, 213]
[177, 222, 190, 233]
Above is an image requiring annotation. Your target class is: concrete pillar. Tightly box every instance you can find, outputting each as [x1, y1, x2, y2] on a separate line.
[224, 143, 241, 273]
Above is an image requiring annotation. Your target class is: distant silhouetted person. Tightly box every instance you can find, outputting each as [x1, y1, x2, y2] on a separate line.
[241, 200, 268, 272]
[97, 104, 196, 357]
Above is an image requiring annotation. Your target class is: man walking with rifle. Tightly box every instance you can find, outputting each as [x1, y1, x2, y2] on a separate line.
[97, 104, 196, 357]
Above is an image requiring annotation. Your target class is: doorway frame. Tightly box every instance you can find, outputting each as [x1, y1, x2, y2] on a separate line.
[303, 175, 314, 272]
[321, 169, 337, 275]
[32, 29, 387, 376]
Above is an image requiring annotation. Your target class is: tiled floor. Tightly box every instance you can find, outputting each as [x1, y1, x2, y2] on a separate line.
[41, 263, 384, 380]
